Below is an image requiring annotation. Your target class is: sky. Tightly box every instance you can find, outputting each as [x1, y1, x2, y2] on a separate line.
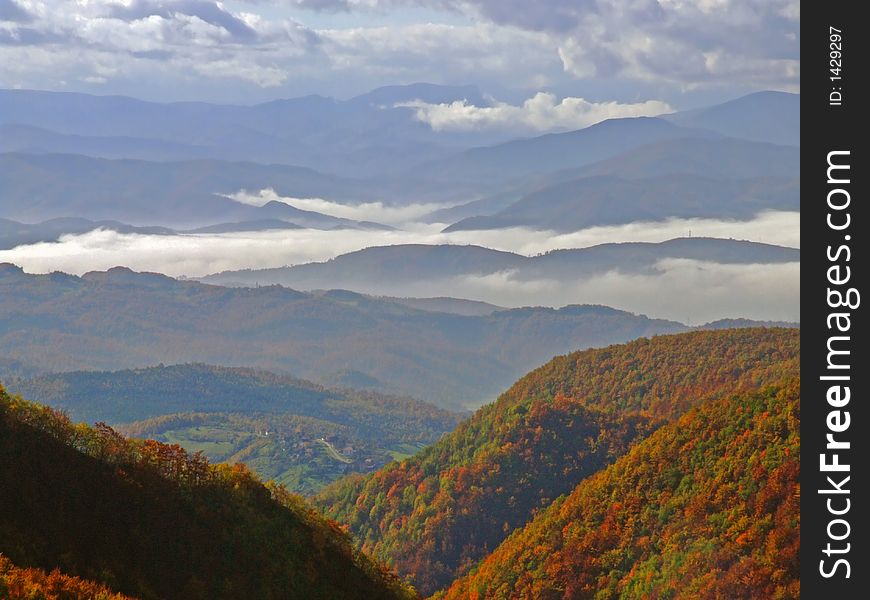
[0, 0, 800, 107]
[0, 0, 801, 321]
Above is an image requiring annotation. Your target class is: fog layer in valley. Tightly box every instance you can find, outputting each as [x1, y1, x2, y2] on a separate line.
[0, 211, 800, 323]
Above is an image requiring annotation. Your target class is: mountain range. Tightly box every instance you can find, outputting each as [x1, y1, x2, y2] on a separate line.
[0, 84, 498, 178]
[0, 88, 799, 234]
[0, 87, 797, 180]
[200, 238, 800, 299]
[0, 263, 696, 410]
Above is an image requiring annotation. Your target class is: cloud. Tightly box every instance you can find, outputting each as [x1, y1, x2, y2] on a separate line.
[0, 0, 798, 101]
[0, 0, 31, 22]
[279, 0, 801, 90]
[487, 211, 801, 256]
[448, 259, 800, 323]
[0, 0, 323, 91]
[0, 210, 799, 276]
[107, 0, 258, 41]
[400, 92, 672, 133]
[320, 22, 558, 87]
[226, 188, 447, 225]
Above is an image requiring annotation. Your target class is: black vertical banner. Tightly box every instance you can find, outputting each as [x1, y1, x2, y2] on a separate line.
[802, 2, 867, 597]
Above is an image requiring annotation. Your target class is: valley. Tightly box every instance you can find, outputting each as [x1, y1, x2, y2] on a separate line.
[0, 28, 802, 596]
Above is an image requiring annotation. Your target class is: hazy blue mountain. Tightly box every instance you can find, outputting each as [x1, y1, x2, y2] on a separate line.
[409, 117, 717, 186]
[0, 153, 393, 228]
[199, 237, 799, 292]
[550, 135, 799, 181]
[0, 87, 798, 182]
[0, 85, 502, 176]
[0, 356, 43, 381]
[0, 263, 690, 409]
[425, 136, 800, 223]
[663, 91, 799, 146]
[185, 219, 306, 234]
[444, 174, 798, 233]
[348, 83, 489, 108]
[0, 123, 210, 161]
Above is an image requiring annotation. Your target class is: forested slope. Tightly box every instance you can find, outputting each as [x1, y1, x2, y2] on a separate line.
[316, 328, 799, 595]
[0, 385, 416, 600]
[440, 379, 800, 599]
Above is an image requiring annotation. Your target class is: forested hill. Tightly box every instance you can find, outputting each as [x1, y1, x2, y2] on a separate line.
[1, 554, 134, 600]
[6, 363, 463, 494]
[8, 363, 460, 439]
[0, 385, 417, 600]
[439, 378, 800, 599]
[315, 328, 799, 595]
[0, 263, 689, 410]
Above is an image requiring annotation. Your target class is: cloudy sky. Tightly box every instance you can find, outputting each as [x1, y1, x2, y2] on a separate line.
[1, 0, 799, 106]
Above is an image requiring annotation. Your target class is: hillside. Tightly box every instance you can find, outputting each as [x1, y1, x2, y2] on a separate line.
[315, 328, 799, 595]
[439, 378, 800, 599]
[0, 385, 416, 600]
[0, 264, 689, 409]
[7, 363, 462, 494]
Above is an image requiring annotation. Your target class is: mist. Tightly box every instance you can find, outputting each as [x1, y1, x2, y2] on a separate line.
[225, 189, 447, 225]
[0, 211, 798, 274]
[0, 211, 799, 322]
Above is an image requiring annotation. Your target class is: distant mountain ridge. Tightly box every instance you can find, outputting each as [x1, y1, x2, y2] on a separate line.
[0, 154, 398, 227]
[0, 89, 800, 232]
[0, 215, 394, 251]
[0, 84, 501, 177]
[444, 174, 798, 233]
[664, 90, 799, 147]
[0, 263, 692, 409]
[200, 238, 800, 294]
[411, 117, 716, 187]
[425, 135, 799, 224]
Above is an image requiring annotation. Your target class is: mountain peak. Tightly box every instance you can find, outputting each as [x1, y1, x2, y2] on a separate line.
[0, 262, 25, 276]
[349, 82, 487, 107]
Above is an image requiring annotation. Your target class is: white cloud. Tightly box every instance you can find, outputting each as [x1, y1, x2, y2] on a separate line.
[274, 0, 801, 91]
[447, 259, 800, 323]
[0, 210, 798, 277]
[1, 0, 798, 101]
[320, 22, 559, 85]
[226, 188, 448, 225]
[400, 92, 672, 133]
[493, 211, 801, 255]
[0, 226, 799, 322]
